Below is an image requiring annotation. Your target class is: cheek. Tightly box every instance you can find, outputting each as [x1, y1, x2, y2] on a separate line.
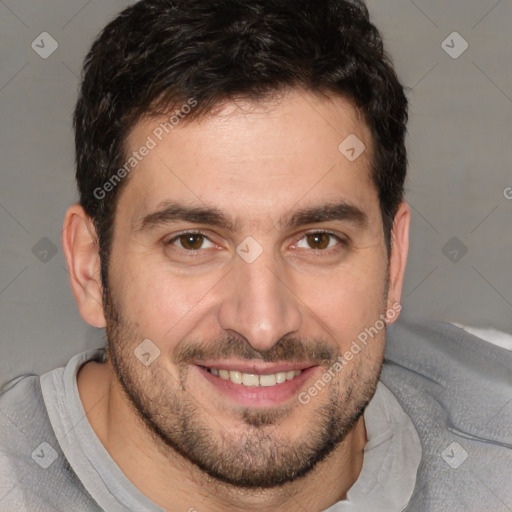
[295, 260, 387, 348]
[112, 259, 223, 340]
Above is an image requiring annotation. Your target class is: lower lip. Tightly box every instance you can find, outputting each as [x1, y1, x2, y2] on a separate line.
[196, 365, 318, 407]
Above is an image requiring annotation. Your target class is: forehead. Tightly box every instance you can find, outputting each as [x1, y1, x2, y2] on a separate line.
[117, 89, 377, 228]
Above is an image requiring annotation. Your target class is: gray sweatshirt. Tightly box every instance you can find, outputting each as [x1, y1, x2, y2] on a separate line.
[0, 319, 510, 511]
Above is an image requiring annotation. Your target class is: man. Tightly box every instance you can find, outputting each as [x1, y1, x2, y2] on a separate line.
[1, 1, 511, 511]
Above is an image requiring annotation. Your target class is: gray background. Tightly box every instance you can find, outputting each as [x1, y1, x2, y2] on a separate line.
[1, 0, 511, 383]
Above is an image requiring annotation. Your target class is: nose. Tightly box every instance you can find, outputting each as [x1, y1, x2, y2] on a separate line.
[217, 252, 302, 352]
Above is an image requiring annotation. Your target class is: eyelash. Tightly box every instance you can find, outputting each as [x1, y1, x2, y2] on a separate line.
[164, 229, 348, 256]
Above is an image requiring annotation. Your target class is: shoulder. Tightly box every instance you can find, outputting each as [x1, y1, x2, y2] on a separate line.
[382, 318, 512, 400]
[382, 318, 512, 432]
[0, 371, 100, 511]
[0, 373, 48, 443]
[381, 318, 512, 511]
[0, 374, 56, 508]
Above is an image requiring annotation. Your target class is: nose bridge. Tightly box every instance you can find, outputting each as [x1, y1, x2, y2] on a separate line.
[217, 251, 302, 351]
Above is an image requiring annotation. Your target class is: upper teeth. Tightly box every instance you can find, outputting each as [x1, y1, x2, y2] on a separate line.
[208, 368, 302, 387]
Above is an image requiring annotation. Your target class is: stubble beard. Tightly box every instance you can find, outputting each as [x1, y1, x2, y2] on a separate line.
[102, 285, 385, 489]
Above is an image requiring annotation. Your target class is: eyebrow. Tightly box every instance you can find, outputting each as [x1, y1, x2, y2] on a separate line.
[135, 200, 369, 233]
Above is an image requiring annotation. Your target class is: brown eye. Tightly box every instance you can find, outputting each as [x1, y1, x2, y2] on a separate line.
[179, 233, 205, 250]
[296, 231, 345, 251]
[167, 232, 215, 251]
[306, 233, 330, 250]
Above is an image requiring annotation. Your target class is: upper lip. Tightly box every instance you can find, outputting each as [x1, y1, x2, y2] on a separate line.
[195, 360, 317, 375]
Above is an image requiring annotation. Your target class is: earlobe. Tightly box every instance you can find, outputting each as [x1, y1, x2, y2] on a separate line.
[385, 201, 410, 324]
[62, 204, 106, 328]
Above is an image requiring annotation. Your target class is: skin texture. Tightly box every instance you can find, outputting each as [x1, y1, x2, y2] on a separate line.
[63, 88, 410, 512]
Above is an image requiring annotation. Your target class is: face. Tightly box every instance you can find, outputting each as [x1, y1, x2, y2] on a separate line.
[102, 89, 398, 488]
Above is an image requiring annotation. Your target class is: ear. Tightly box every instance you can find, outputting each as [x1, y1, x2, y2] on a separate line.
[385, 201, 410, 325]
[62, 204, 106, 328]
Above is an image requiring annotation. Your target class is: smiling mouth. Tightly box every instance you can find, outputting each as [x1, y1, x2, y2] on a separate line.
[201, 366, 304, 388]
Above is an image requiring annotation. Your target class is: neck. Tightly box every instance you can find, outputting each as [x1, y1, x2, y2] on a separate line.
[77, 360, 367, 512]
